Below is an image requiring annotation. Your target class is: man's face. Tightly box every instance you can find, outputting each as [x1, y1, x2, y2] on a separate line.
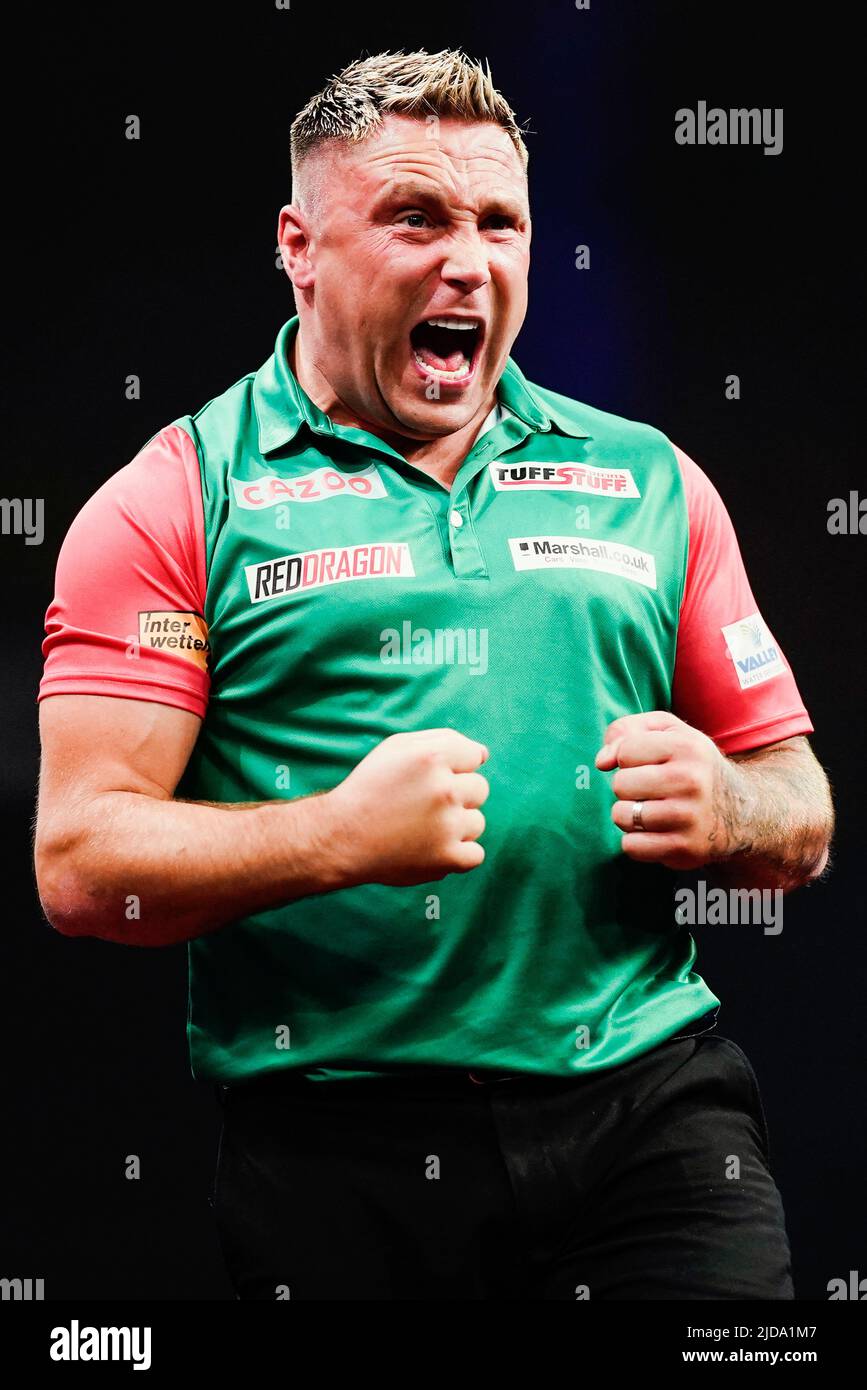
[286, 113, 531, 438]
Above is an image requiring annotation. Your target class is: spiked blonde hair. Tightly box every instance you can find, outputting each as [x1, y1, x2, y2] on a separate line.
[290, 48, 530, 222]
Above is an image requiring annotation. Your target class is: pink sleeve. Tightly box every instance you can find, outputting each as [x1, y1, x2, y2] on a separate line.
[671, 444, 813, 754]
[37, 424, 210, 719]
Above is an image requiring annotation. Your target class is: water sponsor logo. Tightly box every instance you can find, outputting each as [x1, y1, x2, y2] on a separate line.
[721, 612, 784, 689]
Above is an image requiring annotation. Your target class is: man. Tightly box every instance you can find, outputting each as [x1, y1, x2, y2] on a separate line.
[35, 49, 833, 1300]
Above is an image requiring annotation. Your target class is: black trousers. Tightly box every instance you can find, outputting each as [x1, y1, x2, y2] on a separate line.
[210, 1019, 794, 1300]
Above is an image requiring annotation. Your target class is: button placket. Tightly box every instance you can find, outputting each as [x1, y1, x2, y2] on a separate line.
[446, 433, 513, 580]
[447, 484, 488, 578]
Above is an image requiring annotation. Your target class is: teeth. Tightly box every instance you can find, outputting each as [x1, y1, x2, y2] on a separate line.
[424, 317, 479, 330]
[413, 351, 471, 379]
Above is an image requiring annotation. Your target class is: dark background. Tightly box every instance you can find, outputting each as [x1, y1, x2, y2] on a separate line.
[1, 0, 863, 1299]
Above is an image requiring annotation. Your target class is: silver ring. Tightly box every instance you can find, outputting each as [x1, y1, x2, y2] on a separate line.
[632, 800, 646, 831]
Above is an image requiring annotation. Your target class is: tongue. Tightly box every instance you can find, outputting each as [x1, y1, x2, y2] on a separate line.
[415, 343, 470, 373]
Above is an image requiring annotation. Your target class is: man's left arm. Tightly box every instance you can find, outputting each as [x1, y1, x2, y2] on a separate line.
[595, 442, 834, 892]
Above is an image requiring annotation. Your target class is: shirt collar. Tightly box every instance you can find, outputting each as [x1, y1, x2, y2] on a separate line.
[476, 400, 507, 439]
[253, 316, 590, 455]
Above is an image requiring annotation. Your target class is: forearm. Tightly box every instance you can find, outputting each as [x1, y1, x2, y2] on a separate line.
[709, 740, 834, 892]
[37, 788, 351, 946]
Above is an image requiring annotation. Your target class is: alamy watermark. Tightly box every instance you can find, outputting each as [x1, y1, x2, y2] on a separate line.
[49, 1321, 152, 1370]
[1, 1276, 44, 1300]
[380, 621, 488, 675]
[827, 491, 866, 534]
[0, 497, 43, 545]
[676, 881, 783, 935]
[675, 102, 783, 156]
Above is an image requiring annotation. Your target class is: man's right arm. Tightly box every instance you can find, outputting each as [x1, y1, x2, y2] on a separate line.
[34, 695, 489, 946]
[34, 424, 487, 946]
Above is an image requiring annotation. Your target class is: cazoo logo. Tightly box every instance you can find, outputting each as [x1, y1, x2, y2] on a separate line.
[232, 463, 386, 510]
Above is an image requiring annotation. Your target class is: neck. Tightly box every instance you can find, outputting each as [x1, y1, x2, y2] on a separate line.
[289, 327, 496, 490]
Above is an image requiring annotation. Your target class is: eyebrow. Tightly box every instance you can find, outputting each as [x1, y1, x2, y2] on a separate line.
[373, 179, 527, 221]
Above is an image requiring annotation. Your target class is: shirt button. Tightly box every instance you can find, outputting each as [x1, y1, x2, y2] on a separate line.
[449, 510, 464, 528]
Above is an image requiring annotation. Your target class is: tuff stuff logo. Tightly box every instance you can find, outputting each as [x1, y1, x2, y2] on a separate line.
[490, 462, 639, 497]
[245, 542, 415, 603]
[231, 463, 386, 510]
[509, 536, 657, 589]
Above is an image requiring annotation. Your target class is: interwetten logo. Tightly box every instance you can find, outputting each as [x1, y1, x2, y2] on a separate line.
[232, 463, 386, 510]
[509, 536, 657, 589]
[138, 611, 210, 671]
[245, 541, 415, 603]
[490, 462, 639, 497]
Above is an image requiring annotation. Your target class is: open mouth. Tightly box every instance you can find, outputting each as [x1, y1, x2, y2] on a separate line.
[409, 315, 484, 385]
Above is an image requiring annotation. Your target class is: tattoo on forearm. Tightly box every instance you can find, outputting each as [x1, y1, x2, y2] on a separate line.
[713, 737, 834, 889]
[707, 758, 755, 857]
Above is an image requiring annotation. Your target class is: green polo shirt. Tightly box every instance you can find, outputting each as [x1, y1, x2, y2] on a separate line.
[172, 315, 718, 1082]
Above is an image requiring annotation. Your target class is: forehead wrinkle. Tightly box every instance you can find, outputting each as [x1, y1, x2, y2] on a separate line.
[360, 148, 526, 215]
[357, 134, 523, 181]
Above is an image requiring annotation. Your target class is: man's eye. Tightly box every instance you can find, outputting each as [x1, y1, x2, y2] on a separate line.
[396, 211, 431, 228]
[483, 215, 516, 230]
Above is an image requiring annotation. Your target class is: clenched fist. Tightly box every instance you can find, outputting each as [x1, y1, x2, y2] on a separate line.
[327, 728, 490, 887]
[595, 710, 744, 870]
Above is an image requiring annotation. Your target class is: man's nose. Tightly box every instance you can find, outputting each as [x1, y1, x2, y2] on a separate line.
[439, 234, 491, 295]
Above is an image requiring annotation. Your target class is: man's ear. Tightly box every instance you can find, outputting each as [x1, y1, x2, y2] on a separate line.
[278, 204, 315, 290]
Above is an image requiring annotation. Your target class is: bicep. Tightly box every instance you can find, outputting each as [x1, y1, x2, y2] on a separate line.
[34, 694, 203, 924]
[38, 694, 202, 811]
